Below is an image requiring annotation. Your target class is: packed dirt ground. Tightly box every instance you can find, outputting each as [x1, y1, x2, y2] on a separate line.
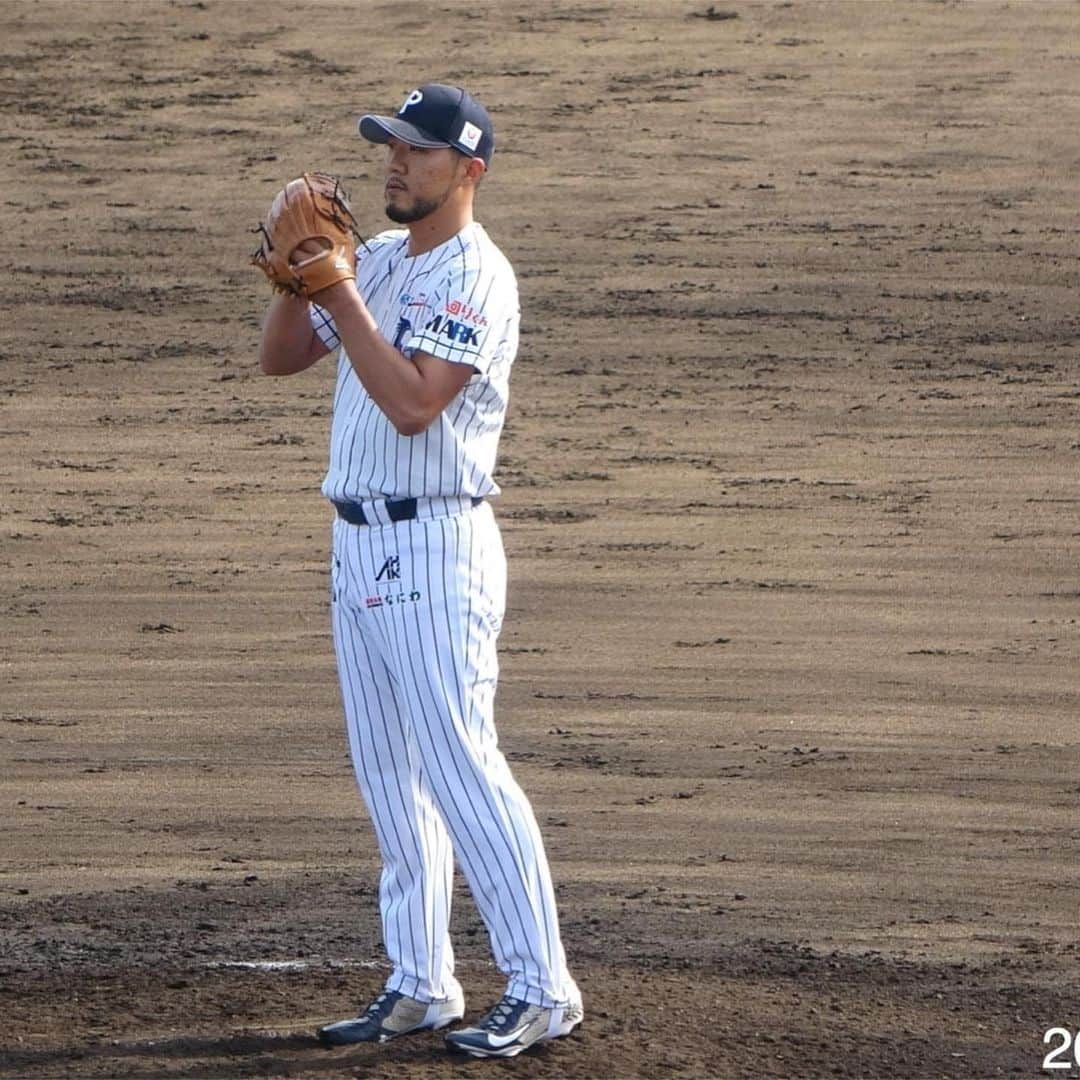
[2, 1, 1079, 1076]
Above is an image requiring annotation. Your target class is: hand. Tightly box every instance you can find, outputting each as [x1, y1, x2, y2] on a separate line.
[311, 274, 360, 316]
[293, 238, 330, 262]
[292, 236, 355, 306]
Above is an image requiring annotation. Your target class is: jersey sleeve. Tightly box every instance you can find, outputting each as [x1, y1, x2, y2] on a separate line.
[310, 301, 341, 352]
[404, 258, 513, 374]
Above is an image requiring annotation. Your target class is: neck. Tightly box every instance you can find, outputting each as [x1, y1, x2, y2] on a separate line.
[407, 200, 473, 257]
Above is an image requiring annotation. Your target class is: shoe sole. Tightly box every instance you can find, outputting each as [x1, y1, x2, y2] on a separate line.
[318, 1010, 464, 1046]
[447, 1018, 581, 1059]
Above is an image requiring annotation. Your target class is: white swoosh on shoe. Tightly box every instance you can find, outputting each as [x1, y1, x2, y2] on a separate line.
[483, 1025, 530, 1048]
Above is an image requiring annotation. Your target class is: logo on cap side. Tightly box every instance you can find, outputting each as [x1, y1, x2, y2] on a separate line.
[400, 89, 423, 114]
[458, 120, 482, 152]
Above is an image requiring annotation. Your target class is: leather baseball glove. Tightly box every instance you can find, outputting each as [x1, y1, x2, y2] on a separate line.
[252, 172, 365, 298]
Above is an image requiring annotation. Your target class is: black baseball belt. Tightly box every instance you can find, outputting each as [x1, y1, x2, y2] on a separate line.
[332, 496, 484, 527]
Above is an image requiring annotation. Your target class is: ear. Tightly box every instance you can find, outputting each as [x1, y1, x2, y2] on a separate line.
[463, 157, 487, 182]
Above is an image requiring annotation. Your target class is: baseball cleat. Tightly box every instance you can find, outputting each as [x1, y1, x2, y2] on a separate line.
[444, 994, 583, 1058]
[317, 988, 465, 1046]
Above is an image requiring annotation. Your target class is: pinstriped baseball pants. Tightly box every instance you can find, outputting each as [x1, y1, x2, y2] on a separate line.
[329, 501, 579, 1010]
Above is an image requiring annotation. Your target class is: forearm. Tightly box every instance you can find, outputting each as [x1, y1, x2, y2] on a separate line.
[318, 285, 455, 435]
[258, 292, 325, 375]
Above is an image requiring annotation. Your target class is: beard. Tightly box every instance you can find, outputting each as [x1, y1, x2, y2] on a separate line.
[385, 193, 444, 224]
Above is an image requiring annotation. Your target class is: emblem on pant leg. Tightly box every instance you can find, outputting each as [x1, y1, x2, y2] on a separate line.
[367, 554, 421, 607]
[375, 556, 401, 582]
[365, 590, 422, 608]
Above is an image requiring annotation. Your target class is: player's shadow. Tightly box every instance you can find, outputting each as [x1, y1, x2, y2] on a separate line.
[0, 1028, 525, 1077]
[0, 1033, 312, 1079]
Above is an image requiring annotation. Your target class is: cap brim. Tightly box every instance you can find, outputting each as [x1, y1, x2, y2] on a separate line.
[358, 114, 451, 149]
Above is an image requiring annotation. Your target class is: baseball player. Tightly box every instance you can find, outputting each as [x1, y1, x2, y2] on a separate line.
[254, 84, 582, 1058]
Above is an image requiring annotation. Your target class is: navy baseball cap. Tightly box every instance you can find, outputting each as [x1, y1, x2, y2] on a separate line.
[359, 83, 494, 168]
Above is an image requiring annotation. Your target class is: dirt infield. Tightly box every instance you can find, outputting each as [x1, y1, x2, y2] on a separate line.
[2, 1, 1079, 1076]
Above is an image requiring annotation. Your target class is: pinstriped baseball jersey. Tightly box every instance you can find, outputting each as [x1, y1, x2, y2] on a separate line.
[311, 223, 518, 503]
